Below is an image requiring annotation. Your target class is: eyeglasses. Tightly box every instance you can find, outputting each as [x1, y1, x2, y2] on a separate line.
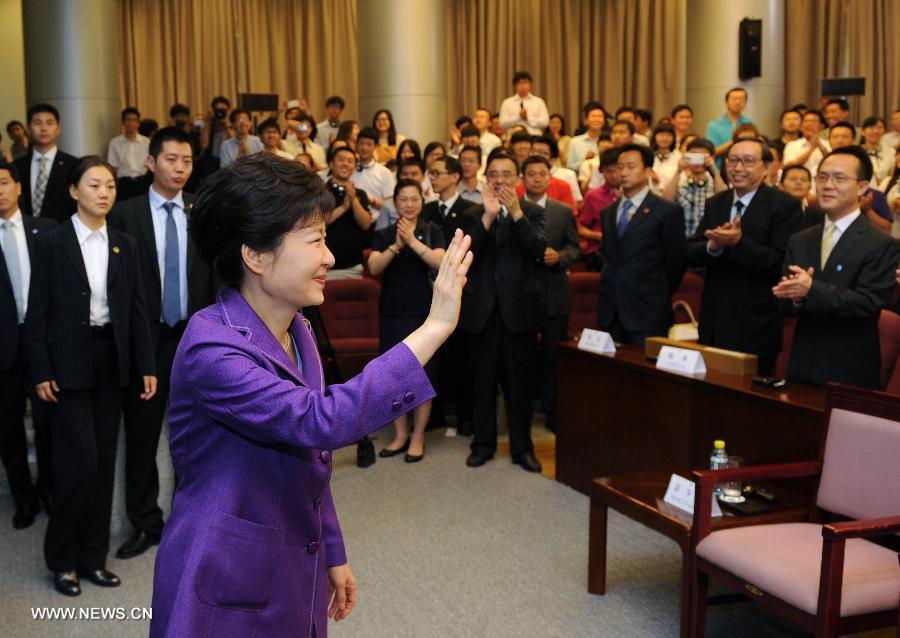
[813, 172, 862, 186]
[725, 156, 760, 168]
[428, 170, 449, 178]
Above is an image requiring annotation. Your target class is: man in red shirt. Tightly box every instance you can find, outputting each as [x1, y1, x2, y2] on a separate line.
[578, 148, 620, 271]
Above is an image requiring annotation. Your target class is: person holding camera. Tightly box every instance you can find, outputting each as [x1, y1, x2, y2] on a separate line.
[660, 137, 726, 238]
[282, 113, 326, 170]
[198, 96, 234, 178]
[324, 145, 373, 279]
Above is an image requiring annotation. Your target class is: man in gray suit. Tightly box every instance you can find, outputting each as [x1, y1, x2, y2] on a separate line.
[522, 156, 581, 430]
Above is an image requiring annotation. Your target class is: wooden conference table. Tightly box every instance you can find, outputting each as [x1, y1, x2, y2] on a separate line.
[555, 341, 827, 496]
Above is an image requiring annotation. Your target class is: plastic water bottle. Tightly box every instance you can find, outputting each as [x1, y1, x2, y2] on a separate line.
[709, 440, 728, 496]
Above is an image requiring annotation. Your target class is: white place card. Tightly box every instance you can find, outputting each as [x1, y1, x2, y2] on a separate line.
[656, 345, 707, 376]
[663, 473, 723, 517]
[577, 329, 616, 355]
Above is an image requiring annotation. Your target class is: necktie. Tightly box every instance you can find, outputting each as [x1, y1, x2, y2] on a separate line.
[732, 199, 745, 222]
[439, 203, 447, 218]
[33, 156, 49, 216]
[0, 221, 25, 323]
[617, 200, 633, 237]
[161, 202, 181, 326]
[820, 222, 836, 269]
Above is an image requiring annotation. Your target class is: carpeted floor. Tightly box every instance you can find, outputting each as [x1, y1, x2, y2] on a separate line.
[0, 423, 816, 637]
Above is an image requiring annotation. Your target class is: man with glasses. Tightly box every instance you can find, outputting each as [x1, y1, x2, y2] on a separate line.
[686, 137, 802, 373]
[457, 153, 546, 472]
[774, 146, 899, 388]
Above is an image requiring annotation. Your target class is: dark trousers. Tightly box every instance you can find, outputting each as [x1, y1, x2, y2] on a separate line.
[540, 314, 569, 428]
[44, 338, 121, 572]
[0, 343, 52, 509]
[434, 327, 473, 428]
[469, 306, 536, 458]
[606, 314, 652, 347]
[121, 322, 184, 538]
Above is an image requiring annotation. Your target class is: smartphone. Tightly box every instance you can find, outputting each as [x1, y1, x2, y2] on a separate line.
[685, 152, 705, 166]
[287, 99, 301, 109]
[298, 123, 310, 132]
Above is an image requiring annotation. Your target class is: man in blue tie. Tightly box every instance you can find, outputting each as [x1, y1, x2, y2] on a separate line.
[596, 144, 686, 345]
[107, 127, 217, 558]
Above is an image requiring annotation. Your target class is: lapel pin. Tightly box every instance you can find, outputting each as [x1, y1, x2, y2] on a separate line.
[643, 207, 649, 214]
[113, 246, 120, 254]
[451, 212, 457, 218]
[836, 264, 843, 272]
[32, 228, 38, 234]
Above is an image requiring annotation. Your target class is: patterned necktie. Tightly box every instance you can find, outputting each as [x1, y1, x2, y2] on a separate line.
[617, 200, 633, 237]
[732, 199, 745, 222]
[33, 156, 49, 216]
[0, 220, 25, 323]
[161, 202, 181, 326]
[820, 222, 836, 269]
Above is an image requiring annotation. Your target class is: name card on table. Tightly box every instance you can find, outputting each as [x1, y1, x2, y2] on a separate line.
[578, 329, 616, 355]
[656, 345, 707, 376]
[663, 474, 722, 517]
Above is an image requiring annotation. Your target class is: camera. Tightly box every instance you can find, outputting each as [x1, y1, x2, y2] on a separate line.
[213, 108, 227, 120]
[328, 180, 346, 206]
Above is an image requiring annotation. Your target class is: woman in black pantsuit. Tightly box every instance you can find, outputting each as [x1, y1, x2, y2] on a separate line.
[368, 179, 445, 462]
[23, 156, 156, 596]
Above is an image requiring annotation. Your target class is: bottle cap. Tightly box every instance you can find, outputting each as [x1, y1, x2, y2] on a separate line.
[713, 439, 725, 449]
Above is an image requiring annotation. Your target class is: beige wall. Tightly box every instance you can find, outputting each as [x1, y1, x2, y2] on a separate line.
[0, 0, 27, 134]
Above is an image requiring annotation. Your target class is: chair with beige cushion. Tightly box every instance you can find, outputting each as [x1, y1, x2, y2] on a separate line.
[689, 384, 900, 637]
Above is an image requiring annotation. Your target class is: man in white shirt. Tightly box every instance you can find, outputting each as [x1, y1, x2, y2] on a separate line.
[567, 101, 606, 171]
[218, 109, 263, 167]
[499, 71, 550, 135]
[783, 109, 826, 181]
[107, 107, 151, 201]
[351, 127, 395, 222]
[615, 107, 650, 146]
[472, 107, 502, 156]
[457, 145, 484, 205]
[315, 95, 345, 149]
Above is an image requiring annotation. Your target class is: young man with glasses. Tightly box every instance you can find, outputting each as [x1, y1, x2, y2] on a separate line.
[686, 137, 802, 373]
[774, 146, 899, 388]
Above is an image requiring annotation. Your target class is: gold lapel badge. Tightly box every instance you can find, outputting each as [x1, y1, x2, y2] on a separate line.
[113, 246, 121, 254]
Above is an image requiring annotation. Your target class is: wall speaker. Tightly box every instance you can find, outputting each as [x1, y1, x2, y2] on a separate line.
[739, 19, 762, 79]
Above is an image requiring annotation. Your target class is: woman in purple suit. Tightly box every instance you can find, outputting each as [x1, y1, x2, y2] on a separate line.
[149, 153, 472, 637]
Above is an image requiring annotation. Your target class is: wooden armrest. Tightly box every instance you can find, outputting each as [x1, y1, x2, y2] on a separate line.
[692, 461, 822, 487]
[822, 515, 900, 540]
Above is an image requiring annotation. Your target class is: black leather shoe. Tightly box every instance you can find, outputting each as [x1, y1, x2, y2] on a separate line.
[38, 489, 53, 516]
[83, 569, 121, 587]
[404, 445, 425, 463]
[13, 498, 40, 529]
[378, 438, 410, 458]
[116, 531, 160, 559]
[53, 571, 81, 596]
[456, 422, 473, 437]
[356, 437, 376, 468]
[512, 452, 543, 473]
[465, 450, 494, 467]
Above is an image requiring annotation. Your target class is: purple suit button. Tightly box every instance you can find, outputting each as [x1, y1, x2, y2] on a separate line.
[403, 391, 415, 404]
[320, 450, 330, 463]
[391, 400, 402, 412]
[307, 541, 319, 554]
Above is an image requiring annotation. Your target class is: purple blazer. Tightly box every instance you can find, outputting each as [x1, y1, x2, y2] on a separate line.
[150, 287, 434, 637]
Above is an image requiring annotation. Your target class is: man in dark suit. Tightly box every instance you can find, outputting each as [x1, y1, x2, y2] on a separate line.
[686, 137, 802, 372]
[107, 127, 217, 558]
[0, 161, 56, 529]
[523, 156, 581, 430]
[597, 144, 685, 345]
[13, 103, 78, 222]
[422, 155, 475, 433]
[457, 153, 546, 472]
[774, 146, 900, 389]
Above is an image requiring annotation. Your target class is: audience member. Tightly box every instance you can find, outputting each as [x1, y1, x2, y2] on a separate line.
[335, 119, 360, 149]
[670, 104, 694, 146]
[457, 145, 484, 204]
[218, 108, 262, 168]
[352, 127, 396, 222]
[685, 137, 801, 372]
[397, 139, 423, 163]
[545, 113, 571, 168]
[860, 116, 891, 182]
[596, 144, 685, 345]
[376, 158, 433, 230]
[783, 109, 826, 180]
[821, 98, 851, 144]
[706, 87, 752, 168]
[771, 108, 802, 155]
[610, 120, 635, 147]
[5, 120, 30, 160]
[566, 101, 606, 171]
[423, 142, 447, 172]
[509, 131, 532, 166]
[106, 107, 150, 201]
[283, 113, 326, 168]
[615, 107, 650, 146]
[448, 115, 474, 154]
[316, 95, 345, 148]
[881, 108, 900, 152]
[373, 109, 405, 164]
[472, 107, 502, 156]
[578, 148, 620, 271]
[531, 135, 582, 206]
[660, 137, 726, 238]
[423, 156, 469, 240]
[14, 103, 78, 221]
[24, 156, 156, 596]
[258, 119, 294, 160]
[367, 179, 445, 462]
[138, 119, 158, 139]
[106, 127, 216, 560]
[634, 109, 653, 140]
[650, 123, 680, 191]
[0, 160, 55, 530]
[325, 146, 373, 279]
[499, 71, 549, 135]
[198, 95, 232, 174]
[774, 145, 899, 388]
[578, 134, 614, 193]
[457, 153, 546, 473]
[522, 156, 581, 430]
[779, 165, 823, 231]
[490, 112, 504, 139]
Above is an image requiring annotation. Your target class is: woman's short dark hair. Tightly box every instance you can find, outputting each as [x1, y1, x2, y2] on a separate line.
[650, 123, 676, 151]
[393, 177, 423, 200]
[69, 156, 116, 188]
[545, 113, 567, 136]
[397, 138, 422, 162]
[292, 113, 318, 140]
[190, 154, 334, 287]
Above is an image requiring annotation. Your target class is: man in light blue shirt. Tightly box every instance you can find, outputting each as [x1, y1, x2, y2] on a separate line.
[567, 101, 607, 171]
[219, 109, 263, 167]
[706, 87, 753, 170]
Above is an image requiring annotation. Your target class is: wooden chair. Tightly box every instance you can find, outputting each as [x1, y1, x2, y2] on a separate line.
[567, 271, 600, 337]
[689, 384, 900, 637]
